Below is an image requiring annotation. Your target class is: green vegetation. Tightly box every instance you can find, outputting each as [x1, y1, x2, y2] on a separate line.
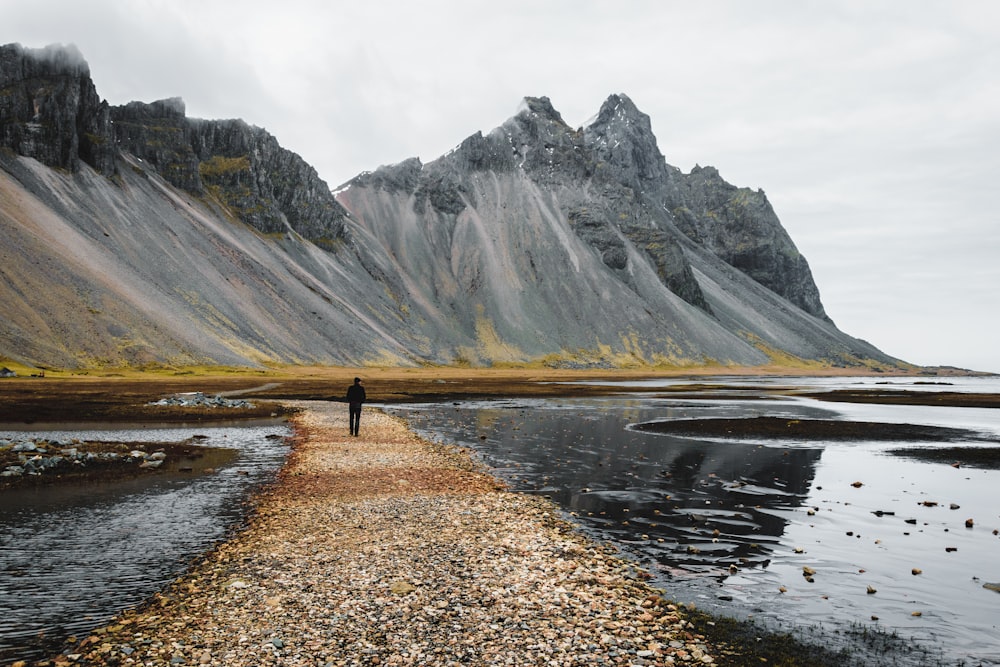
[199, 155, 251, 177]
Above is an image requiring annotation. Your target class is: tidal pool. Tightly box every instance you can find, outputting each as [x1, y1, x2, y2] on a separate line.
[387, 376, 1000, 666]
[0, 423, 291, 661]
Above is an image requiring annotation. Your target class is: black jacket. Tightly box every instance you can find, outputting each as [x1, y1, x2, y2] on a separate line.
[346, 384, 366, 404]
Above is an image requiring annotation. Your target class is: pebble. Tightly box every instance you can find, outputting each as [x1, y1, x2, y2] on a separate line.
[47, 404, 719, 666]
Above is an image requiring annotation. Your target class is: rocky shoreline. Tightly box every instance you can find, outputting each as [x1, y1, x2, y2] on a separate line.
[24, 402, 736, 667]
[0, 438, 236, 490]
[0, 439, 168, 483]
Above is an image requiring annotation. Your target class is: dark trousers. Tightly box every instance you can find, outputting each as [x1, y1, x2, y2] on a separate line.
[349, 403, 362, 435]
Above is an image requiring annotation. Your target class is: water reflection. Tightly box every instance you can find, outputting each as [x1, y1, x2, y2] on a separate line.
[0, 424, 290, 661]
[400, 398, 823, 573]
[389, 385, 1000, 666]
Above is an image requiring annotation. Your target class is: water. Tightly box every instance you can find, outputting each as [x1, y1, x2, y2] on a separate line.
[3, 378, 997, 664]
[386, 376, 1000, 666]
[0, 423, 290, 661]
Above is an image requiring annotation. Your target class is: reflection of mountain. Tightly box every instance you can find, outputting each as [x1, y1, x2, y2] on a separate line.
[399, 401, 823, 572]
[562, 436, 823, 573]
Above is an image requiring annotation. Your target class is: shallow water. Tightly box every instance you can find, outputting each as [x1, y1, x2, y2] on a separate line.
[0, 424, 290, 660]
[388, 376, 1000, 666]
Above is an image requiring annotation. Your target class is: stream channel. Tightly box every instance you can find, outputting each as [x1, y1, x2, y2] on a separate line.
[0, 423, 291, 661]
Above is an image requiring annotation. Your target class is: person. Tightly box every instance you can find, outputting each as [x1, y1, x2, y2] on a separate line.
[345, 377, 366, 436]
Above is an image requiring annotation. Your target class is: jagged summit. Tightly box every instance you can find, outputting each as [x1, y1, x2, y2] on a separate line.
[504, 97, 579, 153]
[584, 93, 673, 187]
[336, 92, 878, 365]
[514, 96, 568, 124]
[0, 43, 896, 369]
[586, 93, 648, 131]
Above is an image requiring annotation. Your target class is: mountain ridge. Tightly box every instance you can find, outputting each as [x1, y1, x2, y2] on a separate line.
[0, 43, 902, 371]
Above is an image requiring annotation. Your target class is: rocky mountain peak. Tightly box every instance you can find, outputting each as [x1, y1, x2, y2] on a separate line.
[503, 95, 574, 146]
[350, 157, 423, 192]
[583, 93, 670, 187]
[588, 93, 649, 133]
[1, 47, 893, 369]
[669, 162, 830, 322]
[482, 96, 590, 184]
[516, 96, 567, 124]
[689, 164, 720, 178]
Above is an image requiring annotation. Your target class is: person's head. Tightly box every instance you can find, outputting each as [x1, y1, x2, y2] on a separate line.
[354, 377, 361, 385]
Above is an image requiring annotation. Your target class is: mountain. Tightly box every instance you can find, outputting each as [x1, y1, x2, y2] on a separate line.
[0, 43, 902, 371]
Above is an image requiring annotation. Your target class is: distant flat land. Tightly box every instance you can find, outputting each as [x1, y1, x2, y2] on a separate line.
[0, 365, 996, 426]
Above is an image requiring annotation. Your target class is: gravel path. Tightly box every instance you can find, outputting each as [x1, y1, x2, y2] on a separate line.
[47, 403, 719, 666]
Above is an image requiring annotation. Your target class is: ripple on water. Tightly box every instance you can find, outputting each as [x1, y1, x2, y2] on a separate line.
[389, 389, 1000, 667]
[0, 424, 291, 661]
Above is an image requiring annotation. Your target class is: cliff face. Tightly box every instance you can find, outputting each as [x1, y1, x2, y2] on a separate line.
[0, 44, 899, 370]
[0, 44, 347, 244]
[110, 98, 348, 243]
[581, 94, 829, 322]
[667, 164, 829, 322]
[0, 43, 115, 176]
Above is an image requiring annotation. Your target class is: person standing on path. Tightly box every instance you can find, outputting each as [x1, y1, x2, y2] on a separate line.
[346, 377, 366, 436]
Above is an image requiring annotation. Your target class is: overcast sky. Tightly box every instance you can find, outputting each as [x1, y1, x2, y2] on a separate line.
[5, 0, 999, 372]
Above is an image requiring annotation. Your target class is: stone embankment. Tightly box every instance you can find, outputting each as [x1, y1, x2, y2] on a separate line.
[40, 402, 720, 666]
